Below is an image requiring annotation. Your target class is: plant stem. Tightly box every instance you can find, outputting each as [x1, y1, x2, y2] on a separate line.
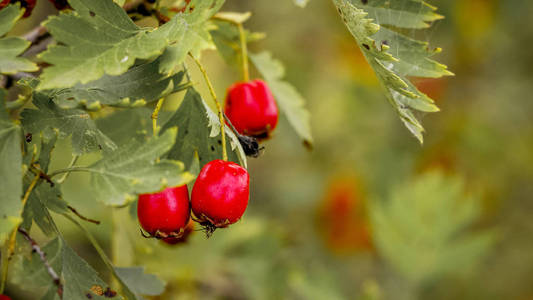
[0, 173, 40, 293]
[18, 228, 63, 297]
[48, 166, 92, 178]
[189, 54, 228, 161]
[151, 98, 165, 136]
[237, 23, 250, 82]
[57, 155, 79, 184]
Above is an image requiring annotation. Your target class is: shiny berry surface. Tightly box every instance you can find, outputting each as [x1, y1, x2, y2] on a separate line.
[191, 160, 249, 228]
[224, 79, 278, 138]
[137, 185, 190, 238]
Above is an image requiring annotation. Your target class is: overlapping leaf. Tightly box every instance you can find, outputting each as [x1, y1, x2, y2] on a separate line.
[87, 128, 194, 205]
[20, 92, 117, 155]
[333, 0, 452, 142]
[38, 0, 224, 89]
[0, 89, 23, 246]
[161, 88, 246, 170]
[250, 52, 313, 146]
[370, 172, 493, 283]
[45, 60, 189, 110]
[115, 267, 166, 299]
[0, 4, 38, 74]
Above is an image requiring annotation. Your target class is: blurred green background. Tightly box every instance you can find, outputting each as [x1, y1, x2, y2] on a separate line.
[9, 0, 533, 299]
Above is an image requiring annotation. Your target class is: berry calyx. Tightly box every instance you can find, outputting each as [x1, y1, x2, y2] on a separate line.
[162, 219, 195, 245]
[191, 160, 249, 235]
[0, 0, 36, 17]
[224, 79, 278, 139]
[137, 185, 190, 239]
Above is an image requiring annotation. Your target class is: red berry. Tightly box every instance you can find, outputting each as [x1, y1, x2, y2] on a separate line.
[0, 295, 11, 300]
[224, 79, 278, 139]
[162, 219, 195, 245]
[191, 160, 249, 232]
[137, 185, 190, 239]
[48, 0, 70, 10]
[0, 0, 36, 18]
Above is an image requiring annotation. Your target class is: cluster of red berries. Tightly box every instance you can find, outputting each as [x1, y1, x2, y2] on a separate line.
[137, 79, 278, 242]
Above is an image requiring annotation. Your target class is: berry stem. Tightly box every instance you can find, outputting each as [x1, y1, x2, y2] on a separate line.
[189, 54, 228, 161]
[57, 155, 79, 184]
[151, 97, 165, 136]
[237, 23, 250, 82]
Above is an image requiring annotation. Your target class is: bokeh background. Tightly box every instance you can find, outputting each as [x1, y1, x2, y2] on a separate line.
[8, 0, 533, 299]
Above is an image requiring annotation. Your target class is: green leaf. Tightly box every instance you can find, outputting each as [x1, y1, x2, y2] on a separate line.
[161, 88, 246, 169]
[44, 60, 188, 110]
[370, 172, 494, 283]
[0, 4, 38, 74]
[21, 179, 65, 237]
[115, 267, 165, 298]
[211, 20, 265, 68]
[157, 0, 225, 74]
[355, 0, 443, 29]
[86, 127, 194, 205]
[20, 92, 117, 155]
[38, 0, 224, 89]
[96, 107, 154, 146]
[250, 52, 313, 146]
[0, 88, 23, 246]
[332, 0, 452, 142]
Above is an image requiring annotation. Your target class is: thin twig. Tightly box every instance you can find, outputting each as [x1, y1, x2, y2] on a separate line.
[22, 25, 47, 43]
[189, 54, 228, 161]
[151, 98, 165, 136]
[237, 23, 249, 82]
[56, 155, 79, 184]
[17, 228, 63, 298]
[67, 205, 100, 225]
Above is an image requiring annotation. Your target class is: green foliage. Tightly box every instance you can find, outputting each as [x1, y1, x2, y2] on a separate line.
[0, 4, 38, 74]
[44, 61, 189, 110]
[38, 0, 224, 89]
[161, 87, 246, 169]
[250, 52, 313, 146]
[20, 92, 117, 155]
[86, 127, 194, 205]
[115, 267, 166, 298]
[0, 89, 22, 246]
[370, 172, 494, 283]
[332, 0, 452, 142]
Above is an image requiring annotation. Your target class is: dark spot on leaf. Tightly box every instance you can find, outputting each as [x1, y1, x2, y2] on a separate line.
[342, 17, 347, 23]
[210, 146, 215, 151]
[217, 139, 222, 145]
[98, 144, 102, 150]
[25, 133, 32, 143]
[86, 293, 93, 299]
[361, 0, 368, 4]
[185, 130, 189, 135]
[199, 156, 202, 161]
[337, 7, 342, 14]
[67, 97, 75, 101]
[362, 44, 370, 50]
[103, 287, 117, 298]
[382, 40, 389, 46]
[89, 11, 96, 17]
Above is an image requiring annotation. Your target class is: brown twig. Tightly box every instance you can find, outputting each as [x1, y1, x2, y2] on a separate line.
[17, 228, 63, 298]
[67, 205, 101, 225]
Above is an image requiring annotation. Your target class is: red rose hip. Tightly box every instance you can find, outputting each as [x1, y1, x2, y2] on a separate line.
[0, 295, 11, 300]
[191, 160, 249, 233]
[224, 79, 278, 138]
[137, 185, 190, 239]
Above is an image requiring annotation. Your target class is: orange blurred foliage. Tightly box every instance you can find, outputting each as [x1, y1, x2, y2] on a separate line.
[316, 175, 373, 255]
